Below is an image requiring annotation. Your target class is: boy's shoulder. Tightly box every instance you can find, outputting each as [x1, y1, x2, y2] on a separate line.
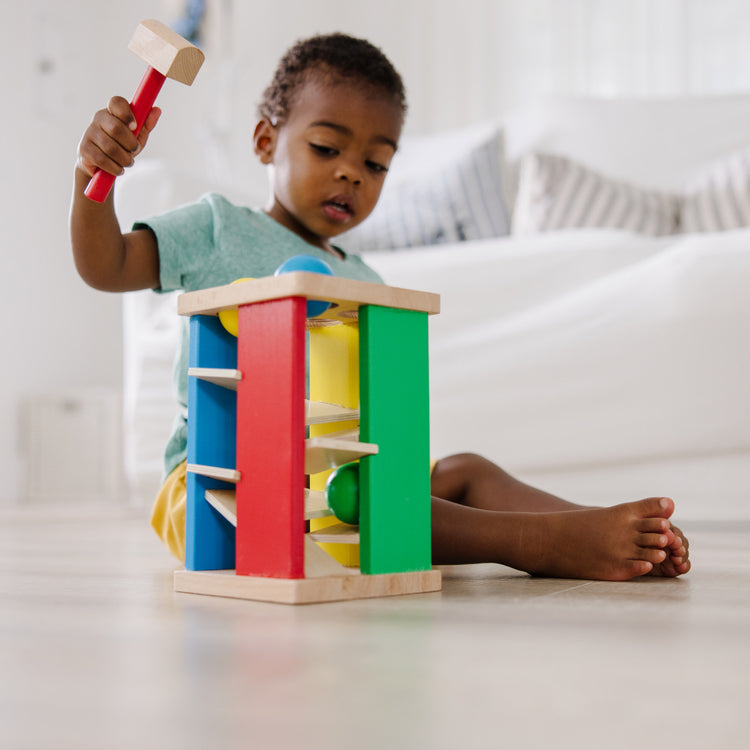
[138, 191, 257, 231]
[160, 192, 271, 240]
[195, 192, 257, 220]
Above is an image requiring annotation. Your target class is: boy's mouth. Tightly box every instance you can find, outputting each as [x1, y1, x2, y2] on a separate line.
[323, 195, 354, 223]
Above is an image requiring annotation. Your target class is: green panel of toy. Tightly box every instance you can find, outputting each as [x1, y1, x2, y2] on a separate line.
[358, 305, 432, 574]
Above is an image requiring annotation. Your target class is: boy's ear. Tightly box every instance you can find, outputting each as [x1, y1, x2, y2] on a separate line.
[253, 119, 277, 164]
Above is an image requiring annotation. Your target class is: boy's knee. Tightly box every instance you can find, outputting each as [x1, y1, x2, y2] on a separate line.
[435, 452, 494, 477]
[449, 452, 482, 468]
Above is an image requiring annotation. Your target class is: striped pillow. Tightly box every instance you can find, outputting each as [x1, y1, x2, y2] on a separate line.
[512, 152, 680, 236]
[682, 149, 750, 232]
[338, 127, 509, 252]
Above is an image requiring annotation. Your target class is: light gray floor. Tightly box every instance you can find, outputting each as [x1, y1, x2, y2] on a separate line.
[1, 507, 748, 750]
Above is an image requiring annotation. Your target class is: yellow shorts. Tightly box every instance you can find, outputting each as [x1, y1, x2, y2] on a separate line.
[151, 461, 188, 562]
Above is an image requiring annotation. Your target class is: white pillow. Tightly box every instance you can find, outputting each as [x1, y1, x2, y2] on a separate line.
[512, 152, 680, 236]
[503, 95, 750, 193]
[338, 124, 510, 252]
[682, 148, 750, 232]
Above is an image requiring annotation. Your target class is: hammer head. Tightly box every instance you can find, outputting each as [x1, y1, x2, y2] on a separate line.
[128, 19, 205, 85]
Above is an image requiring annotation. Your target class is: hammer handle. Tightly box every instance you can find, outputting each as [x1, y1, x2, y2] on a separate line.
[84, 66, 167, 203]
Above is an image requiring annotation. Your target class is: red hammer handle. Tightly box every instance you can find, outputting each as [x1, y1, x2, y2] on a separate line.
[84, 66, 167, 203]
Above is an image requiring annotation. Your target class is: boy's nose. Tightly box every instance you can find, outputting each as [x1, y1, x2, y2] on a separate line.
[335, 161, 362, 185]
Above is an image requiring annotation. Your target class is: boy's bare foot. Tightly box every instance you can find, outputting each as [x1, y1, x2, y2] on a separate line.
[431, 495, 691, 581]
[524, 497, 687, 580]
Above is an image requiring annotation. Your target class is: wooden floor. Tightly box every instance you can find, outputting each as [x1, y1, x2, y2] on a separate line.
[1, 506, 748, 749]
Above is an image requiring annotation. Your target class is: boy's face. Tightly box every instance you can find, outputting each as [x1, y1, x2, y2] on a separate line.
[255, 77, 403, 253]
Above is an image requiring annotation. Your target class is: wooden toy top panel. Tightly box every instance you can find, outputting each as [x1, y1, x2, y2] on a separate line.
[177, 273, 441, 322]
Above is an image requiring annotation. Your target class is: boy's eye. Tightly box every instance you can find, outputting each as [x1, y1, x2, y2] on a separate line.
[366, 160, 388, 175]
[310, 143, 338, 157]
[310, 142, 389, 175]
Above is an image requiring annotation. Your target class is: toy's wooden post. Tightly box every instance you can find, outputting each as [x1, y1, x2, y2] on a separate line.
[186, 315, 237, 570]
[235, 297, 307, 578]
[359, 306, 432, 574]
[84, 19, 205, 202]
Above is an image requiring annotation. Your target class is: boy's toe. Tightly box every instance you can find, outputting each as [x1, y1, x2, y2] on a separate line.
[637, 532, 669, 548]
[635, 497, 674, 519]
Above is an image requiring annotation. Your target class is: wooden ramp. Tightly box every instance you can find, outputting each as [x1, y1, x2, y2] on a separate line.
[187, 429, 377, 485]
[204, 488, 334, 524]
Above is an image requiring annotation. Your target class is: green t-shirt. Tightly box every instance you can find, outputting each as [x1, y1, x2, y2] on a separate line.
[134, 193, 383, 479]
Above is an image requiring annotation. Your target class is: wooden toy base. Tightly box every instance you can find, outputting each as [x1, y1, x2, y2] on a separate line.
[174, 568, 442, 605]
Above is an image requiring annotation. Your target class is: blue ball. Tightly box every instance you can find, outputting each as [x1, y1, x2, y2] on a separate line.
[274, 255, 333, 318]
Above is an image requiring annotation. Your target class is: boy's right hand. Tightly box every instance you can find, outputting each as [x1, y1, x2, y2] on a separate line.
[76, 96, 161, 179]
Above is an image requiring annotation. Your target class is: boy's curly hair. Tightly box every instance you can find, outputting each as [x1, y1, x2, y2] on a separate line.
[259, 33, 407, 125]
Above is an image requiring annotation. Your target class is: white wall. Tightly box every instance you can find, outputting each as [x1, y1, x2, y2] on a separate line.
[0, 0, 160, 504]
[4, 0, 750, 506]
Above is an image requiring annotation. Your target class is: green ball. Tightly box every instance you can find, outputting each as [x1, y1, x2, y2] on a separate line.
[325, 462, 360, 525]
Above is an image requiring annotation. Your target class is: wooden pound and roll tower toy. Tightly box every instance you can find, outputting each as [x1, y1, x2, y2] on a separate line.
[174, 269, 442, 604]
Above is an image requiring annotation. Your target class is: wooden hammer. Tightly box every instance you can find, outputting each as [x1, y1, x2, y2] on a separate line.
[84, 19, 205, 202]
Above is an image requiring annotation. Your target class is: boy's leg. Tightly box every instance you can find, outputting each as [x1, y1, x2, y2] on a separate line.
[431, 453, 583, 513]
[430, 453, 690, 580]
